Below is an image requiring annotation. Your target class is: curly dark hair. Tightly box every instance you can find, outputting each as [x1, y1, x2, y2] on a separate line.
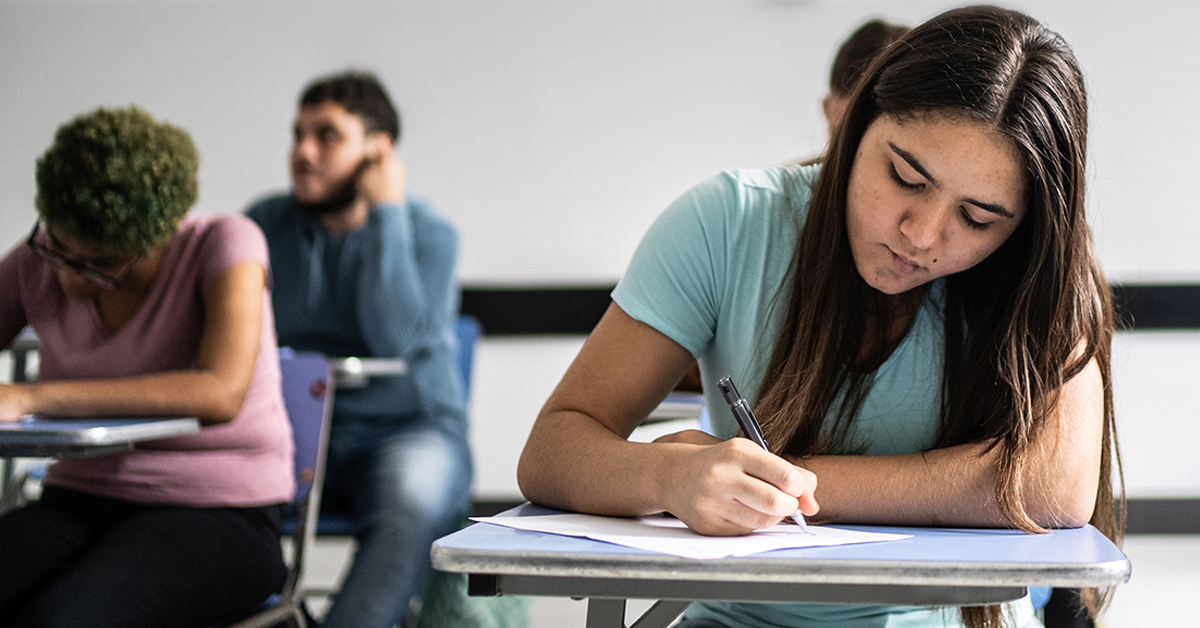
[35, 105, 198, 252]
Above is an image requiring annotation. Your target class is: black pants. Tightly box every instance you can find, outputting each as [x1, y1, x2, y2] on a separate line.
[0, 486, 287, 628]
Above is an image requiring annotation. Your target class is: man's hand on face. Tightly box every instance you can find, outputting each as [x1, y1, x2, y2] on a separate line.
[359, 134, 406, 206]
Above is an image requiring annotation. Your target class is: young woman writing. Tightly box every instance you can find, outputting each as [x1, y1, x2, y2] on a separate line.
[518, 6, 1121, 627]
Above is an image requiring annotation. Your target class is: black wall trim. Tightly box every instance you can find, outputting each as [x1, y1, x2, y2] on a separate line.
[1111, 284, 1200, 330]
[1124, 498, 1200, 534]
[462, 283, 1200, 336]
[461, 286, 615, 335]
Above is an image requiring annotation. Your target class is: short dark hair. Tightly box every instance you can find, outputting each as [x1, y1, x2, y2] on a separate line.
[300, 70, 401, 143]
[35, 105, 198, 252]
[828, 19, 909, 97]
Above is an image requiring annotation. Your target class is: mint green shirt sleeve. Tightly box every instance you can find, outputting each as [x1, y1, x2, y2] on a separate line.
[612, 171, 737, 359]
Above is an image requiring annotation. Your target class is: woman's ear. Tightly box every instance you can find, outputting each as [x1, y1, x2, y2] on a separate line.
[823, 94, 849, 133]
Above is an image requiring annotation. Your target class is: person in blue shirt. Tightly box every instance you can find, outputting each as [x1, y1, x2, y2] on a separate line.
[246, 71, 471, 628]
[518, 6, 1122, 628]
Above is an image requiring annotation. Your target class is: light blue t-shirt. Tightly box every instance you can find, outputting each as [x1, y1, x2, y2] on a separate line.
[611, 166, 1038, 628]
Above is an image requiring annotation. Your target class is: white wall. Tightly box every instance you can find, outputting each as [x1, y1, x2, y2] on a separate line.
[1, 0, 1196, 500]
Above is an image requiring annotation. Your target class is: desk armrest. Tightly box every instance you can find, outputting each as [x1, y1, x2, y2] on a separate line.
[328, 357, 408, 389]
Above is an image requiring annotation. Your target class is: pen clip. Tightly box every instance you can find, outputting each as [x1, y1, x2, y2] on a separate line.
[719, 376, 768, 449]
[716, 376, 740, 406]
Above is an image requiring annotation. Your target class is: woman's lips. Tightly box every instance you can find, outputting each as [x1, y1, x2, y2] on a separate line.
[892, 251, 920, 275]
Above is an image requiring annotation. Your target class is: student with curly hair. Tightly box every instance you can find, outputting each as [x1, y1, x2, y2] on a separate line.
[0, 106, 294, 628]
[519, 6, 1121, 628]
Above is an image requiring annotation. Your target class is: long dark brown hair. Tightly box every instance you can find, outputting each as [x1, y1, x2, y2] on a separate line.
[753, 6, 1122, 625]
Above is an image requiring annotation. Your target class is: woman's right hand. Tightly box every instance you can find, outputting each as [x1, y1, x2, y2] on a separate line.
[657, 436, 819, 536]
[520, 303, 818, 535]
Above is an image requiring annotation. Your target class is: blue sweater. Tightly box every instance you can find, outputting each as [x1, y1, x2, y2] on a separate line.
[247, 194, 466, 429]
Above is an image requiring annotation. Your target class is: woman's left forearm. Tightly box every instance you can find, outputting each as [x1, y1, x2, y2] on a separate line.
[798, 443, 1006, 527]
[798, 358, 1105, 529]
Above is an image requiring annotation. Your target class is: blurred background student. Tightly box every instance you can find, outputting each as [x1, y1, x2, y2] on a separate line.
[820, 18, 909, 134]
[0, 106, 292, 628]
[247, 71, 472, 628]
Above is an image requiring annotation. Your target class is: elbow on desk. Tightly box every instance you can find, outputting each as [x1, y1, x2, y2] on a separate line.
[192, 383, 253, 426]
[516, 447, 573, 512]
[1019, 477, 1100, 531]
[1026, 495, 1097, 531]
[515, 451, 547, 505]
[195, 405, 241, 426]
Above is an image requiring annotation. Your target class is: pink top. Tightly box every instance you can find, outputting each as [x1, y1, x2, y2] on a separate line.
[0, 214, 295, 506]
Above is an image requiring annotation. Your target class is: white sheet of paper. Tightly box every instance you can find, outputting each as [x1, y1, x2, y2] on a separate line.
[471, 513, 911, 560]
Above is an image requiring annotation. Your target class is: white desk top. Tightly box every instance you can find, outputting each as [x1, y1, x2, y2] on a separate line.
[0, 416, 200, 457]
[327, 356, 408, 389]
[433, 503, 1130, 608]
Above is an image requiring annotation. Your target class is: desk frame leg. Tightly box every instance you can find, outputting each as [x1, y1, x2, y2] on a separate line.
[0, 458, 11, 512]
[630, 600, 692, 628]
[586, 598, 626, 628]
[585, 598, 692, 628]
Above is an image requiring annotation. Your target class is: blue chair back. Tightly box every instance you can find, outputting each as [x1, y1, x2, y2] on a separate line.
[214, 349, 333, 628]
[454, 315, 482, 403]
[288, 316, 482, 540]
[279, 349, 334, 508]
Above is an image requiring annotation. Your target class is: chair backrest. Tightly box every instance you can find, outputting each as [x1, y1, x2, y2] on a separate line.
[280, 349, 334, 504]
[284, 318, 479, 541]
[453, 315, 482, 403]
[277, 348, 334, 597]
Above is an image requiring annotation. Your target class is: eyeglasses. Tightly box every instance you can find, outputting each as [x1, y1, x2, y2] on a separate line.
[25, 222, 145, 290]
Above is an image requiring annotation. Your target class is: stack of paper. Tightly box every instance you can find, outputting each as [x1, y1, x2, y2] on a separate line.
[472, 513, 910, 560]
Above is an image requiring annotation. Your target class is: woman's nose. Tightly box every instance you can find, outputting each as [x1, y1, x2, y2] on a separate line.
[899, 203, 947, 251]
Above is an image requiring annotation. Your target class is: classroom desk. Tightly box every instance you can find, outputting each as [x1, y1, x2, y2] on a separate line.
[644, 391, 705, 423]
[431, 504, 1131, 628]
[5, 331, 407, 391]
[327, 356, 408, 389]
[0, 416, 200, 509]
[0, 415, 200, 458]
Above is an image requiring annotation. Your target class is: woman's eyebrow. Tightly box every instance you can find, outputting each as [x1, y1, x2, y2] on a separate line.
[965, 198, 1015, 218]
[887, 141, 1015, 219]
[889, 142, 937, 185]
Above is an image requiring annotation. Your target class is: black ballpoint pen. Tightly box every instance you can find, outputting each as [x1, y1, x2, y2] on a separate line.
[717, 375, 811, 533]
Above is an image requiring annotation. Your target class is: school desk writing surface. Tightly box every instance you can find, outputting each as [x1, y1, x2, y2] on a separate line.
[0, 416, 200, 510]
[432, 503, 1130, 628]
[0, 415, 200, 457]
